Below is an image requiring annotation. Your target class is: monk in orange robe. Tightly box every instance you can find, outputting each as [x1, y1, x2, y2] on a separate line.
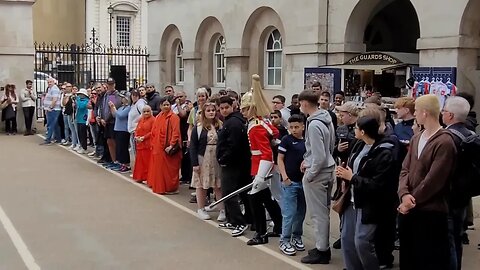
[147, 96, 182, 194]
[132, 105, 155, 183]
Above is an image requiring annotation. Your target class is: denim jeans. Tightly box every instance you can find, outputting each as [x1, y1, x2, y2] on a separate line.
[280, 181, 306, 243]
[45, 110, 61, 142]
[66, 115, 78, 146]
[448, 207, 467, 270]
[63, 114, 70, 141]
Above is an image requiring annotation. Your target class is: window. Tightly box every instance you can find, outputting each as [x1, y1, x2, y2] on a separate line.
[214, 36, 226, 85]
[266, 29, 282, 86]
[116, 16, 131, 47]
[176, 42, 184, 84]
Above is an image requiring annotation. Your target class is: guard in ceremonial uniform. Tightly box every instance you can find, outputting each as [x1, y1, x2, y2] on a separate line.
[240, 74, 282, 246]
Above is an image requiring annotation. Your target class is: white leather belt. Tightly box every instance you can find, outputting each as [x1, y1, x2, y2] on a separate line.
[251, 150, 261, 156]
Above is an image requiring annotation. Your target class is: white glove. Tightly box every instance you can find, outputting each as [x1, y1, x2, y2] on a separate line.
[249, 160, 273, 195]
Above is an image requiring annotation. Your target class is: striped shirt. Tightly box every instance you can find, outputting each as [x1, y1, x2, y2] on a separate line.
[43, 85, 61, 111]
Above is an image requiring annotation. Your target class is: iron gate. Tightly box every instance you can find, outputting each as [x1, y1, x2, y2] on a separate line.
[34, 28, 149, 118]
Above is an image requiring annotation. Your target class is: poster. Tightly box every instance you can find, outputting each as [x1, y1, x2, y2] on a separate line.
[410, 67, 457, 109]
[304, 67, 342, 95]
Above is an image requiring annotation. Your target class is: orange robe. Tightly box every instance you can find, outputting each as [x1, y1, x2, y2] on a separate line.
[132, 116, 155, 182]
[147, 110, 182, 194]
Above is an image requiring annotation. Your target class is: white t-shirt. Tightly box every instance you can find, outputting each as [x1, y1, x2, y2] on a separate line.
[417, 128, 441, 158]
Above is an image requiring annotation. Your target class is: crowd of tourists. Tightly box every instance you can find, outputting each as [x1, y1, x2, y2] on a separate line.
[5, 74, 478, 270]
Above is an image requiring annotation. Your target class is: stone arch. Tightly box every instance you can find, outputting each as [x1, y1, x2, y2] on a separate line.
[241, 6, 285, 88]
[111, 1, 139, 12]
[194, 16, 226, 87]
[159, 24, 182, 86]
[458, 0, 480, 98]
[345, 0, 420, 53]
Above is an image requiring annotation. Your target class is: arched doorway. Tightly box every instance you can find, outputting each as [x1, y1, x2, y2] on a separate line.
[343, 0, 420, 97]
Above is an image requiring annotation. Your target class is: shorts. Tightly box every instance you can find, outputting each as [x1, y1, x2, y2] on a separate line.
[104, 123, 115, 139]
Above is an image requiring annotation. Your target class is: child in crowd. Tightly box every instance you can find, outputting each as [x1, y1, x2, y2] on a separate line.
[277, 114, 307, 256]
[271, 110, 289, 139]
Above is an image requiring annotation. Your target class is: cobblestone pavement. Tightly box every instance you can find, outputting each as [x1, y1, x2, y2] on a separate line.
[0, 134, 479, 269]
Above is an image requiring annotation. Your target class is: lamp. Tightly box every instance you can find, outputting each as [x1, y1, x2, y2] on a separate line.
[107, 4, 114, 47]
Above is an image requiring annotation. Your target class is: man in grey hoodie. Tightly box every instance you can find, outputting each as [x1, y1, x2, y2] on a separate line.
[298, 90, 336, 264]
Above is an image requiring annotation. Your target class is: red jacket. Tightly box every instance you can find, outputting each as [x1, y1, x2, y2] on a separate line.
[247, 117, 279, 176]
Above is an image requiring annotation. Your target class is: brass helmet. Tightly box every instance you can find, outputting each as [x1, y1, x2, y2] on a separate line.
[240, 74, 272, 117]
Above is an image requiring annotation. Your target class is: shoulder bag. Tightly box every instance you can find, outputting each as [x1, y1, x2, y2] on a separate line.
[165, 117, 180, 156]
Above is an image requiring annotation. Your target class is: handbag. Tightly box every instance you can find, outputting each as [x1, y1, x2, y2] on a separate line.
[3, 105, 15, 120]
[165, 118, 180, 156]
[332, 180, 350, 214]
[0, 99, 8, 110]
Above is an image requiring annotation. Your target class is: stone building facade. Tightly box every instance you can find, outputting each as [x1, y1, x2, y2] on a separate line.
[147, 0, 480, 110]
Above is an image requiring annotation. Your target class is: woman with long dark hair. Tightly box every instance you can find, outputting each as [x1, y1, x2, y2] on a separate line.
[335, 116, 397, 270]
[1, 84, 19, 135]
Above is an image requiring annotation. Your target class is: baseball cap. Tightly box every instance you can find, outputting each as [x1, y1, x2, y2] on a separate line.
[107, 78, 115, 84]
[335, 101, 359, 116]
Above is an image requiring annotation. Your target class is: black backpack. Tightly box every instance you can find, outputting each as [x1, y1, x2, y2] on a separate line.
[449, 129, 480, 198]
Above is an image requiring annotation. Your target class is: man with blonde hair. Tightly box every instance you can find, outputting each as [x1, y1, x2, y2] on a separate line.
[398, 94, 456, 270]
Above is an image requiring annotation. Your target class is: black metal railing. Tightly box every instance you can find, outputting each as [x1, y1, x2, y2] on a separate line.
[34, 28, 149, 119]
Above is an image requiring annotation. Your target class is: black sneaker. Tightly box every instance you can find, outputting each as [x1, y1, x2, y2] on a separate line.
[231, 225, 248, 237]
[291, 238, 305, 251]
[333, 238, 341, 249]
[247, 234, 268, 245]
[462, 233, 470, 245]
[301, 248, 331, 264]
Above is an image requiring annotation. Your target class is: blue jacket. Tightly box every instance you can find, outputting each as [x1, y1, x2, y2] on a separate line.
[75, 96, 89, 124]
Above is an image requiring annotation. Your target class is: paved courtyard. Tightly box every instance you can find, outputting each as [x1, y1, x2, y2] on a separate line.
[0, 134, 479, 270]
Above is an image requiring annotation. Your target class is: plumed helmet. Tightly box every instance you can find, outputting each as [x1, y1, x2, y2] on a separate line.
[240, 74, 272, 117]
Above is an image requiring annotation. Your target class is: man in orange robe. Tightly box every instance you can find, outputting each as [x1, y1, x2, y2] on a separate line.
[147, 97, 182, 194]
[132, 105, 155, 183]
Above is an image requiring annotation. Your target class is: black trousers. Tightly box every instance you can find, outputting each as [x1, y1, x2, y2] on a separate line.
[5, 117, 17, 133]
[77, 123, 88, 150]
[181, 143, 192, 183]
[57, 112, 65, 139]
[115, 130, 130, 164]
[23, 106, 35, 132]
[99, 126, 112, 162]
[375, 209, 397, 266]
[249, 187, 282, 235]
[221, 167, 247, 226]
[399, 210, 450, 270]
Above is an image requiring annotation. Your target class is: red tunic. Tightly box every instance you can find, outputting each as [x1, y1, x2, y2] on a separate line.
[147, 111, 182, 194]
[247, 117, 279, 176]
[132, 116, 155, 181]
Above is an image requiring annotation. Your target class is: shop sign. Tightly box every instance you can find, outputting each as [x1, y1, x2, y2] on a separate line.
[345, 52, 401, 65]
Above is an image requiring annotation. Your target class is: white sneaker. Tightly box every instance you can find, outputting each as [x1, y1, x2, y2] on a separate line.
[61, 139, 67, 144]
[197, 208, 211, 220]
[69, 144, 76, 149]
[88, 151, 96, 157]
[73, 146, 81, 152]
[76, 148, 86, 154]
[217, 210, 226, 222]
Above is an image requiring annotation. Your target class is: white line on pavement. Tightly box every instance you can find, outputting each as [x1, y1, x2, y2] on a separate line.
[37, 135, 312, 270]
[0, 205, 41, 270]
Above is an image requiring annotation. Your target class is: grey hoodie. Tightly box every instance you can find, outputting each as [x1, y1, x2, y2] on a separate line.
[303, 109, 336, 182]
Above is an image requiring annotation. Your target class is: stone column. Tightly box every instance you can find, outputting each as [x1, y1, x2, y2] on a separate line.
[182, 51, 201, 98]
[0, 0, 36, 132]
[225, 48, 249, 94]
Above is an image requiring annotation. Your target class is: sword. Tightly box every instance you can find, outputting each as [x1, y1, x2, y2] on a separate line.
[205, 174, 273, 211]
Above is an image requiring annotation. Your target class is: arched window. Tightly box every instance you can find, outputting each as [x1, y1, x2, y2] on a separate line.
[265, 29, 282, 86]
[214, 36, 226, 85]
[176, 42, 184, 84]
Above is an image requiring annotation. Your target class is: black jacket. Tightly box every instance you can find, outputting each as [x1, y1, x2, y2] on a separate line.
[465, 111, 478, 132]
[447, 122, 475, 208]
[146, 92, 161, 116]
[190, 126, 219, 167]
[344, 136, 398, 224]
[334, 124, 357, 163]
[216, 111, 251, 168]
